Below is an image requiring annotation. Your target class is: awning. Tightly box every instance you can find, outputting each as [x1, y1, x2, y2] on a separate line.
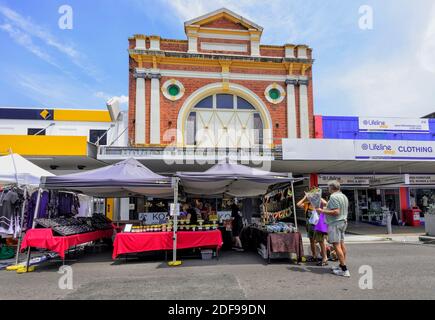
[0, 153, 54, 186]
[177, 162, 294, 197]
[41, 158, 173, 198]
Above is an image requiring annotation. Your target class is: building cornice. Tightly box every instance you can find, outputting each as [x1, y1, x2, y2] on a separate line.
[129, 49, 313, 65]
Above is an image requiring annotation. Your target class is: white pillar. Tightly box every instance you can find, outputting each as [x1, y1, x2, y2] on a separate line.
[135, 73, 146, 145]
[299, 80, 310, 139]
[286, 79, 298, 139]
[188, 36, 198, 53]
[150, 73, 161, 144]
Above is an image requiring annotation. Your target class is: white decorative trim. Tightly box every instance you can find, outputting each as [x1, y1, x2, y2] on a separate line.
[135, 39, 146, 50]
[286, 82, 297, 139]
[297, 46, 308, 59]
[136, 68, 307, 82]
[251, 40, 260, 57]
[150, 77, 161, 144]
[188, 36, 198, 53]
[198, 32, 250, 41]
[176, 82, 273, 147]
[135, 78, 146, 144]
[200, 42, 247, 52]
[285, 45, 295, 58]
[149, 37, 160, 51]
[264, 83, 286, 104]
[161, 79, 185, 101]
[184, 8, 264, 32]
[299, 83, 310, 138]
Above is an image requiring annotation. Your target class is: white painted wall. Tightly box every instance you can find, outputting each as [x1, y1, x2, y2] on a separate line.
[0, 111, 129, 147]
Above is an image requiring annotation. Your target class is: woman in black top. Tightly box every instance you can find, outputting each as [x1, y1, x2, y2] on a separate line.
[186, 205, 198, 225]
[231, 203, 244, 251]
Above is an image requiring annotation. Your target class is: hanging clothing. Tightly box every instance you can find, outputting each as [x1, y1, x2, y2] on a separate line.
[0, 190, 19, 236]
[27, 191, 49, 229]
[77, 194, 92, 217]
[57, 193, 79, 216]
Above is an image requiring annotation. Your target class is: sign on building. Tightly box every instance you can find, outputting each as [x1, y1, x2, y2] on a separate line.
[359, 117, 429, 132]
[354, 140, 435, 161]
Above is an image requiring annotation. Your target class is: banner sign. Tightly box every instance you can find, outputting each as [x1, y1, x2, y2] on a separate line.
[318, 175, 371, 186]
[369, 175, 410, 187]
[359, 117, 429, 132]
[355, 140, 435, 161]
[408, 175, 435, 185]
[139, 212, 169, 225]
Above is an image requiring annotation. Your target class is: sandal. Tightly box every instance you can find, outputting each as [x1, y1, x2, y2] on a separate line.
[317, 260, 329, 266]
[306, 256, 317, 263]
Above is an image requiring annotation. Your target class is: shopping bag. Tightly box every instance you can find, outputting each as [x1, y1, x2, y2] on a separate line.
[314, 213, 328, 233]
[308, 210, 320, 225]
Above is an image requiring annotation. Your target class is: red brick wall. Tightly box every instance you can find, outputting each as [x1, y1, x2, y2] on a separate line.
[260, 46, 285, 58]
[160, 40, 188, 52]
[202, 17, 248, 30]
[129, 67, 315, 146]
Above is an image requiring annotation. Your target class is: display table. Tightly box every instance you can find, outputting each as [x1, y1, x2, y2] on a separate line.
[240, 226, 304, 263]
[112, 230, 223, 259]
[21, 228, 114, 259]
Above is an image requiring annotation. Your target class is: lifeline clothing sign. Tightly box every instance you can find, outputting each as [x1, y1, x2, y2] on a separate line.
[358, 117, 429, 132]
[355, 140, 435, 161]
[282, 139, 435, 161]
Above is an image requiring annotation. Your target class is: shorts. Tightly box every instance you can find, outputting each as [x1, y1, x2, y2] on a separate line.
[306, 220, 315, 239]
[328, 220, 347, 244]
[313, 231, 327, 243]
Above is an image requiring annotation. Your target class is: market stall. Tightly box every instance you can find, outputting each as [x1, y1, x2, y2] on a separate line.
[112, 230, 222, 259]
[174, 162, 302, 265]
[21, 158, 173, 268]
[0, 153, 55, 267]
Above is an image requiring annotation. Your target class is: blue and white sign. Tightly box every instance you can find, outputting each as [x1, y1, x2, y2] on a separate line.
[359, 117, 429, 132]
[355, 140, 435, 161]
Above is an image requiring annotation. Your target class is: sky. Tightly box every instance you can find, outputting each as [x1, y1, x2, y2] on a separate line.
[0, 0, 434, 117]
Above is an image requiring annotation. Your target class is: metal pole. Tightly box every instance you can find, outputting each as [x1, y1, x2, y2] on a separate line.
[25, 188, 42, 271]
[14, 187, 27, 265]
[9, 149, 19, 187]
[291, 181, 298, 231]
[386, 212, 393, 235]
[172, 177, 179, 264]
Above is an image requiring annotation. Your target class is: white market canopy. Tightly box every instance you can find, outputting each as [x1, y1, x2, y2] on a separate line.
[0, 153, 54, 186]
[176, 162, 295, 197]
[40, 158, 173, 198]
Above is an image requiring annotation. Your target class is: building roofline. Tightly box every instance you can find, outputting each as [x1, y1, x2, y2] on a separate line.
[184, 7, 264, 32]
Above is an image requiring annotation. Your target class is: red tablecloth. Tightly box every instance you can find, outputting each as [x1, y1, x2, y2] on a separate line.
[112, 230, 223, 259]
[21, 228, 114, 259]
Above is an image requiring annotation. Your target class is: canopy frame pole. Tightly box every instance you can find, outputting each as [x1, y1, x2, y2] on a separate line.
[171, 177, 179, 265]
[25, 187, 42, 272]
[15, 187, 27, 265]
[291, 181, 298, 231]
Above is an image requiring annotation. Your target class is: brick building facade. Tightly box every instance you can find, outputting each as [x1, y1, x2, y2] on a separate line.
[127, 8, 314, 150]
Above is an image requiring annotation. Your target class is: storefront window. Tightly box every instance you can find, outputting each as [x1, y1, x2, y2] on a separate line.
[413, 188, 435, 215]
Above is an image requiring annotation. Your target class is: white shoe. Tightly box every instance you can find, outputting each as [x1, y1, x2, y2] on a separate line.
[333, 269, 350, 277]
[331, 265, 341, 271]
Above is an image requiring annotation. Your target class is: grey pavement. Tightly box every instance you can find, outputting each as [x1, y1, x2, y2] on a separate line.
[1, 241, 435, 300]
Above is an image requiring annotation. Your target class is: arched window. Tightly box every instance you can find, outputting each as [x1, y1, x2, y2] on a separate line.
[185, 94, 264, 147]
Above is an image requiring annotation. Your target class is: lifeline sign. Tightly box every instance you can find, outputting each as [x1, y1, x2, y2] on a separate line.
[359, 117, 429, 132]
[355, 140, 435, 161]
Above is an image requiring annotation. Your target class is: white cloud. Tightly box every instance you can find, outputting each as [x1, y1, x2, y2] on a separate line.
[418, 5, 435, 74]
[0, 23, 60, 68]
[163, 0, 435, 118]
[0, 5, 99, 79]
[328, 3, 435, 118]
[94, 92, 129, 107]
[161, 0, 349, 45]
